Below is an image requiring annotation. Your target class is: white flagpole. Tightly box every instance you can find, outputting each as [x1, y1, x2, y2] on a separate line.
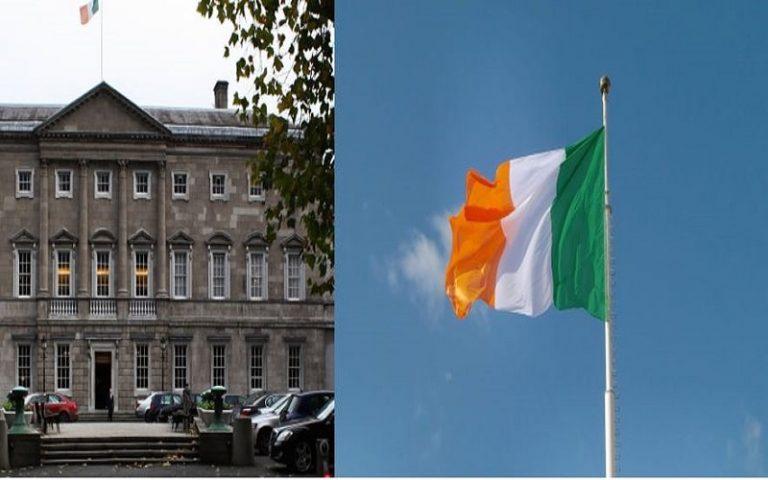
[600, 75, 615, 478]
[100, 0, 104, 81]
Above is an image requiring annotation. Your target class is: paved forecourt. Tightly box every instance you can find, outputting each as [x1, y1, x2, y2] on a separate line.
[44, 422, 191, 438]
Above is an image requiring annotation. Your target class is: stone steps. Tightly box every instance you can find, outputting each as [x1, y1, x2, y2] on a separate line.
[76, 412, 140, 423]
[41, 435, 199, 465]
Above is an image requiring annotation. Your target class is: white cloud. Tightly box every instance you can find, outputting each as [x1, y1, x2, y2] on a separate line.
[743, 415, 764, 474]
[385, 210, 455, 319]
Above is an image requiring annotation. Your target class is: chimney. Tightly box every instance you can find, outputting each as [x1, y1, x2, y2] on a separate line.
[214, 80, 229, 109]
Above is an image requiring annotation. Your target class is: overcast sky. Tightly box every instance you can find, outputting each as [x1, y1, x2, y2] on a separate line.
[0, 0, 245, 108]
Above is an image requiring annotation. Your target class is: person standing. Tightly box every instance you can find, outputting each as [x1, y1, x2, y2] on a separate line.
[182, 383, 193, 432]
[107, 388, 114, 422]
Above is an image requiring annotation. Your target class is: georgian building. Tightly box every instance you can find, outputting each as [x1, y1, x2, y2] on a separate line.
[0, 81, 334, 414]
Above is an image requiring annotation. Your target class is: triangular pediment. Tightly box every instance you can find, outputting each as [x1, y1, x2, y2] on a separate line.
[280, 233, 305, 251]
[35, 82, 170, 137]
[128, 229, 155, 246]
[205, 231, 233, 247]
[10, 229, 37, 246]
[168, 231, 194, 246]
[244, 232, 269, 250]
[50, 228, 79, 246]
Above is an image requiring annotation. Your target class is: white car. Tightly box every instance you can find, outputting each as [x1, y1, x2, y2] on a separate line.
[135, 392, 157, 418]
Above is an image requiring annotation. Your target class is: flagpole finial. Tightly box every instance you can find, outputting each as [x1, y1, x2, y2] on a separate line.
[600, 75, 611, 95]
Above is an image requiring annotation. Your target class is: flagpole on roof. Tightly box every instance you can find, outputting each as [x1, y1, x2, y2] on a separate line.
[100, 0, 104, 81]
[600, 75, 616, 478]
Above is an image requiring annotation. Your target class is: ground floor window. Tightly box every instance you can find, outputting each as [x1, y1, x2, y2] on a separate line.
[288, 344, 302, 390]
[135, 343, 149, 390]
[250, 344, 264, 391]
[17, 344, 31, 388]
[173, 344, 188, 390]
[55, 343, 71, 391]
[211, 345, 226, 388]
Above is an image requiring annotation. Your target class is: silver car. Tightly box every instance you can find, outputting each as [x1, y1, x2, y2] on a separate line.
[251, 394, 293, 454]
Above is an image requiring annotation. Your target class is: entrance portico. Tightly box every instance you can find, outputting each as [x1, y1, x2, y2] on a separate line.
[87, 341, 118, 413]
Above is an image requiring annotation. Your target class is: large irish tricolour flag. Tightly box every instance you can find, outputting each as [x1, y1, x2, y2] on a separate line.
[445, 128, 606, 320]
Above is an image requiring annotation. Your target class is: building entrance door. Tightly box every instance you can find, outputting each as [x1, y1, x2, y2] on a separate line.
[94, 352, 112, 410]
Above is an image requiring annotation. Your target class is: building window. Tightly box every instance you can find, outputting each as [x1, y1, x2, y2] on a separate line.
[55, 343, 71, 391]
[172, 172, 188, 199]
[209, 172, 227, 200]
[209, 251, 229, 300]
[211, 345, 227, 388]
[173, 344, 188, 390]
[133, 250, 151, 297]
[133, 171, 151, 199]
[248, 251, 267, 300]
[249, 344, 264, 391]
[285, 252, 304, 301]
[17, 344, 32, 389]
[55, 170, 73, 198]
[16, 168, 34, 198]
[171, 250, 190, 299]
[94, 171, 112, 198]
[14, 248, 35, 298]
[94, 250, 112, 297]
[135, 344, 149, 391]
[55, 249, 73, 297]
[287, 344, 302, 390]
[248, 173, 264, 201]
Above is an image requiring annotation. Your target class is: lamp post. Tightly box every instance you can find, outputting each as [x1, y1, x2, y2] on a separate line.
[160, 337, 167, 391]
[41, 336, 48, 392]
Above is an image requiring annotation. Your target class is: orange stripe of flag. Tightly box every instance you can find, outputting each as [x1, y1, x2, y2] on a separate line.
[445, 161, 514, 318]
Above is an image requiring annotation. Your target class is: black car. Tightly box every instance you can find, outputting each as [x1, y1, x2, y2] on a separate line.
[279, 390, 334, 424]
[270, 398, 334, 474]
[144, 392, 180, 422]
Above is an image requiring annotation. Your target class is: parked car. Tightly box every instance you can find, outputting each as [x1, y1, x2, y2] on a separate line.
[241, 392, 287, 417]
[270, 399, 335, 473]
[143, 392, 181, 422]
[24, 392, 79, 422]
[252, 391, 334, 454]
[134, 392, 157, 418]
[224, 394, 246, 407]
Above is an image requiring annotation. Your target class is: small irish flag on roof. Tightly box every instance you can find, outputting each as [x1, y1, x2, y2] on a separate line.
[80, 0, 99, 25]
[445, 128, 606, 320]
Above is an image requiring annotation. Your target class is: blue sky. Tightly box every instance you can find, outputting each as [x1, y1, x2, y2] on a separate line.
[336, 0, 768, 476]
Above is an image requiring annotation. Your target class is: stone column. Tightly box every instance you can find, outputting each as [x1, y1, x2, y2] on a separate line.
[117, 160, 129, 299]
[156, 160, 168, 298]
[78, 160, 89, 297]
[38, 160, 50, 298]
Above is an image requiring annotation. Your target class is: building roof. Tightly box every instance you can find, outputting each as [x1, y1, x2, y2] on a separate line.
[0, 82, 283, 142]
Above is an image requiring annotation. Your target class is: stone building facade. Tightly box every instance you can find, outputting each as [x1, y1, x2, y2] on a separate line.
[0, 82, 334, 415]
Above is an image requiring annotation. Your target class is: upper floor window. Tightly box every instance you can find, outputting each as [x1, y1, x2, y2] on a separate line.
[93, 249, 112, 297]
[133, 171, 151, 199]
[248, 251, 267, 300]
[17, 344, 32, 389]
[95, 171, 112, 199]
[14, 248, 35, 298]
[172, 171, 188, 199]
[171, 250, 191, 299]
[209, 250, 229, 300]
[209, 172, 227, 200]
[55, 249, 74, 298]
[55, 170, 73, 198]
[16, 168, 34, 198]
[284, 252, 305, 301]
[248, 173, 264, 202]
[133, 250, 151, 297]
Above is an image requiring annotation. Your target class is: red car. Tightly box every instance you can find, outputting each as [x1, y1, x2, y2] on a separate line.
[25, 392, 79, 422]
